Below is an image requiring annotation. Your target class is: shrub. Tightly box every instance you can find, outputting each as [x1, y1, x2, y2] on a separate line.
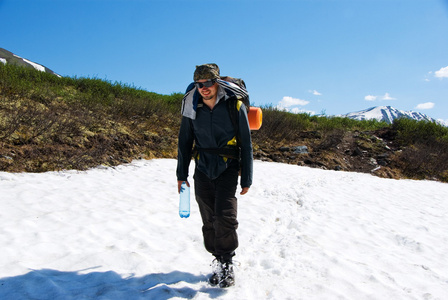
[0, 63, 180, 172]
[253, 106, 312, 142]
[392, 118, 448, 145]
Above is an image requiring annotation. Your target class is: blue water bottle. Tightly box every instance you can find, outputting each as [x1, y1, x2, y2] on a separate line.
[179, 181, 190, 218]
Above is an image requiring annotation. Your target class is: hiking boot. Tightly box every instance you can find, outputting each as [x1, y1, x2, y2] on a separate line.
[209, 259, 222, 286]
[219, 261, 235, 288]
[209, 272, 221, 286]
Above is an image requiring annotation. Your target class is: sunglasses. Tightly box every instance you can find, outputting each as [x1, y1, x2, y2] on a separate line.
[194, 79, 217, 89]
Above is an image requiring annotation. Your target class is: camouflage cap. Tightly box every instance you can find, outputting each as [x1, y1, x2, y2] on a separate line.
[193, 63, 220, 81]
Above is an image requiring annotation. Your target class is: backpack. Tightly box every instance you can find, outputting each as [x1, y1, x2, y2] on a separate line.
[220, 76, 250, 111]
[185, 75, 250, 142]
[188, 76, 250, 161]
[220, 76, 250, 143]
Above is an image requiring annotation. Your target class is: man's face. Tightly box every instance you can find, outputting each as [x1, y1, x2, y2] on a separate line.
[196, 79, 218, 101]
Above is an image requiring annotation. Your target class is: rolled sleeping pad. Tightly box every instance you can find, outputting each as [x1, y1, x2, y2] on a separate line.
[247, 106, 262, 130]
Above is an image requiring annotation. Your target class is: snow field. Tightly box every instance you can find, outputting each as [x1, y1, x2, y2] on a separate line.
[0, 159, 447, 299]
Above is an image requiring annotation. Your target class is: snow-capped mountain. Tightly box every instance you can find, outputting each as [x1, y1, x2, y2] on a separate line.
[0, 47, 60, 77]
[341, 106, 437, 124]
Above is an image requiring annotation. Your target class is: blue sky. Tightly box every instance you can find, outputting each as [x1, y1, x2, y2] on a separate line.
[1, 0, 448, 123]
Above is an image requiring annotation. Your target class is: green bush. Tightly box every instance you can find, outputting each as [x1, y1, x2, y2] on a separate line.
[392, 118, 448, 144]
[254, 106, 388, 143]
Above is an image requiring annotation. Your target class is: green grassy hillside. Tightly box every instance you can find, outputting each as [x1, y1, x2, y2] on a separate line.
[1, 63, 447, 182]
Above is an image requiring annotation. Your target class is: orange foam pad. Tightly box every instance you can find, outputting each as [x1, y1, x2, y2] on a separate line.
[247, 107, 262, 130]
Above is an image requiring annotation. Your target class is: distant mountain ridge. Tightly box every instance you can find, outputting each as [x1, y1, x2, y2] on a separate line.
[0, 47, 60, 77]
[340, 106, 438, 124]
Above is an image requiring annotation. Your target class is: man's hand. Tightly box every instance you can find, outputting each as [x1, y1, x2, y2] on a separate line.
[240, 187, 250, 195]
[178, 180, 190, 194]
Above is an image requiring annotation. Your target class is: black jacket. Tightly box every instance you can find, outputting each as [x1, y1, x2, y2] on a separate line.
[176, 89, 253, 188]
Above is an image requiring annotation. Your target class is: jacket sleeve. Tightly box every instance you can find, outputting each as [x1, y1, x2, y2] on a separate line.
[176, 116, 194, 181]
[238, 105, 253, 188]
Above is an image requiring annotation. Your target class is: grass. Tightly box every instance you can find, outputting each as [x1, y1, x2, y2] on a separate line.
[1, 63, 182, 171]
[1, 63, 447, 182]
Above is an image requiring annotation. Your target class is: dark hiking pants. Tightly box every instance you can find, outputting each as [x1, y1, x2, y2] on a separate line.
[194, 161, 239, 261]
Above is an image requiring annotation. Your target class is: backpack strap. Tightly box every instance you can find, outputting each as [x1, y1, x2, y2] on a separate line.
[194, 145, 240, 160]
[226, 97, 244, 148]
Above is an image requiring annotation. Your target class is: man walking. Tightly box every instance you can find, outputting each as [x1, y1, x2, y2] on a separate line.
[176, 63, 253, 288]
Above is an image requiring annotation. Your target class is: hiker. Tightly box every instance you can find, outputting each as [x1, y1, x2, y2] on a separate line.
[176, 63, 253, 288]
